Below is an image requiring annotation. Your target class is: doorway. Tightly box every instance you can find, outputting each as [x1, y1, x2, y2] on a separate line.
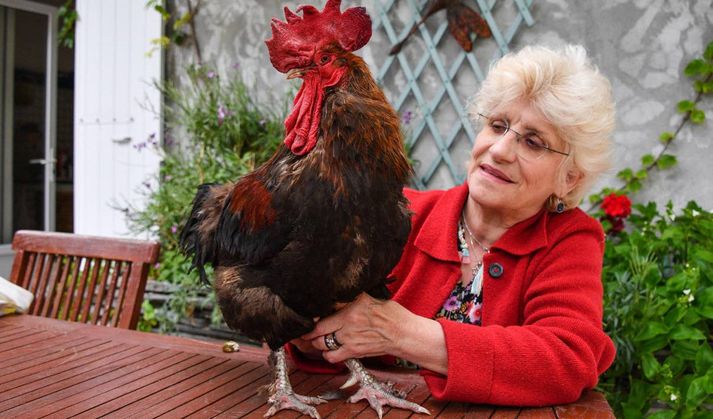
[0, 0, 73, 277]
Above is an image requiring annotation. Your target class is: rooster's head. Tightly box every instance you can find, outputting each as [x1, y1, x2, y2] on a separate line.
[265, 0, 372, 155]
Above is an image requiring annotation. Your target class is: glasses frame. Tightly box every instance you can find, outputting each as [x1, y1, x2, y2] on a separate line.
[477, 113, 570, 159]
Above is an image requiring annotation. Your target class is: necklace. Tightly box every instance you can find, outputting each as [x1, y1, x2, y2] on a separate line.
[457, 214, 489, 295]
[461, 214, 489, 253]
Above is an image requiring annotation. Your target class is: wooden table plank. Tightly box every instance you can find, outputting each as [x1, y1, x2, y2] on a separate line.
[0, 348, 171, 416]
[102, 359, 254, 417]
[0, 327, 37, 342]
[65, 353, 216, 418]
[144, 361, 264, 417]
[555, 391, 614, 418]
[163, 362, 275, 418]
[201, 369, 276, 418]
[30, 350, 202, 417]
[0, 328, 56, 351]
[517, 406, 557, 418]
[0, 340, 118, 388]
[0, 337, 107, 379]
[0, 345, 154, 414]
[0, 334, 103, 371]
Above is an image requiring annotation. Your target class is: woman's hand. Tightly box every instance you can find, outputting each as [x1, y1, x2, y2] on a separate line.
[300, 293, 448, 374]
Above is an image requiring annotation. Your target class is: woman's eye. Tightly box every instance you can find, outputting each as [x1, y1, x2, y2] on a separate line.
[524, 135, 546, 149]
[490, 121, 508, 133]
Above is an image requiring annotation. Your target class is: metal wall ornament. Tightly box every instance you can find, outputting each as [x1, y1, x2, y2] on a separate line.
[389, 0, 492, 55]
[372, 0, 535, 189]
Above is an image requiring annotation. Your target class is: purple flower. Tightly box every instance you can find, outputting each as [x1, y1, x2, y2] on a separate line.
[207, 71, 217, 79]
[171, 225, 178, 234]
[401, 110, 414, 125]
[154, 263, 161, 270]
[133, 142, 147, 151]
[443, 296, 459, 311]
[217, 105, 233, 125]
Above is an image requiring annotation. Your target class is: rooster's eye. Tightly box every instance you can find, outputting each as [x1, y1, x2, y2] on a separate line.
[319, 55, 331, 65]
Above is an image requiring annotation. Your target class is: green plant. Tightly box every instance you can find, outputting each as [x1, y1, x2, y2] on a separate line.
[58, 0, 78, 49]
[128, 65, 285, 332]
[599, 201, 713, 417]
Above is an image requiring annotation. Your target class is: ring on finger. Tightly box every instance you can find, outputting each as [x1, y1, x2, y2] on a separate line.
[324, 332, 342, 351]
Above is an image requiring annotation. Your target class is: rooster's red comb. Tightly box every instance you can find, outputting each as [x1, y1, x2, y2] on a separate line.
[265, 0, 372, 73]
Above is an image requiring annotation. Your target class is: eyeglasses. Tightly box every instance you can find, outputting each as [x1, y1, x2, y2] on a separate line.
[477, 113, 570, 161]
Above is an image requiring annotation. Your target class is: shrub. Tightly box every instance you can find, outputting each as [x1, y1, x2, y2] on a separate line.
[599, 200, 713, 417]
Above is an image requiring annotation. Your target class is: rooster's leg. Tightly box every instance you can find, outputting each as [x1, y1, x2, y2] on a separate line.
[342, 358, 430, 418]
[264, 348, 326, 418]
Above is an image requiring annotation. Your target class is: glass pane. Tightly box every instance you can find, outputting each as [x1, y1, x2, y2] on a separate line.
[11, 9, 47, 232]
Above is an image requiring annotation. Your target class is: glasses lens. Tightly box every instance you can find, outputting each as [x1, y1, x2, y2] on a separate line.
[516, 135, 547, 161]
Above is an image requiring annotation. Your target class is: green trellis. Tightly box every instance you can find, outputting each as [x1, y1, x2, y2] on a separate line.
[372, 0, 535, 189]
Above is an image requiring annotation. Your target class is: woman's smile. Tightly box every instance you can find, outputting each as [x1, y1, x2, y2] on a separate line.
[479, 163, 514, 184]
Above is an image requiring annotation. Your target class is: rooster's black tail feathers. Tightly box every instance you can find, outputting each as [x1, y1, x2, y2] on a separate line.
[179, 183, 219, 285]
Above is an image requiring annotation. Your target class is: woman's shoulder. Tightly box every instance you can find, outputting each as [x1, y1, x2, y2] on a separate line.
[548, 207, 605, 241]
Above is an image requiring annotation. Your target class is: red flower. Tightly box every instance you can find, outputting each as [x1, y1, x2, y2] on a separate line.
[601, 193, 632, 218]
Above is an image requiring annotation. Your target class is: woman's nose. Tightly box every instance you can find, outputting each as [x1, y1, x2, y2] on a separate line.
[489, 130, 518, 161]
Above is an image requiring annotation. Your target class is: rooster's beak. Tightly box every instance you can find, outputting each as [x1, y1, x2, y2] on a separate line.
[286, 69, 304, 80]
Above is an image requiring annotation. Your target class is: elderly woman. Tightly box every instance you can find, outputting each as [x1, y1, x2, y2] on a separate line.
[289, 44, 617, 406]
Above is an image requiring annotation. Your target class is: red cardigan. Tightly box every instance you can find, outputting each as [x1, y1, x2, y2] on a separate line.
[288, 184, 616, 406]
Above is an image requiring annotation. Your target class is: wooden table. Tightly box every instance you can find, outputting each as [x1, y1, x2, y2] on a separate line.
[0, 315, 614, 418]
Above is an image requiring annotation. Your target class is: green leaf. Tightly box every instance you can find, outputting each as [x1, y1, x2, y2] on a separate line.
[657, 154, 678, 170]
[617, 168, 634, 182]
[671, 324, 707, 340]
[694, 248, 713, 263]
[641, 154, 655, 166]
[659, 131, 674, 143]
[677, 100, 695, 113]
[640, 352, 660, 380]
[628, 178, 642, 193]
[695, 304, 713, 320]
[705, 41, 713, 61]
[648, 411, 676, 419]
[695, 342, 713, 374]
[690, 109, 706, 124]
[703, 81, 713, 94]
[684, 58, 707, 77]
[685, 375, 709, 409]
[634, 321, 669, 341]
[635, 169, 648, 180]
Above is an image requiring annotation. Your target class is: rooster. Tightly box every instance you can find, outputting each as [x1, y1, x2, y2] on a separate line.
[180, 1, 428, 417]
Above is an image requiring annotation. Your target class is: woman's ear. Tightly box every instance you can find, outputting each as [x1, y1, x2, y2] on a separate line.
[559, 167, 582, 197]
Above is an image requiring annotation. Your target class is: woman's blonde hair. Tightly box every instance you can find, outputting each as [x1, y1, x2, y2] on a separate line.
[468, 44, 615, 211]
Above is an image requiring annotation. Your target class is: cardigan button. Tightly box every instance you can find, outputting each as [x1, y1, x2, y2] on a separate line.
[488, 263, 504, 279]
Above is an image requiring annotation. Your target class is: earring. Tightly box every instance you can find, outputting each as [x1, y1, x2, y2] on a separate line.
[556, 198, 565, 213]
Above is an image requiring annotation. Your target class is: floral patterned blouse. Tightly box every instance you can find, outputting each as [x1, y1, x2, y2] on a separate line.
[434, 220, 483, 325]
[393, 221, 483, 369]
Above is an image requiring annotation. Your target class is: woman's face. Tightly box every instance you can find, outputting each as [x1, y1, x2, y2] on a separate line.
[466, 99, 578, 222]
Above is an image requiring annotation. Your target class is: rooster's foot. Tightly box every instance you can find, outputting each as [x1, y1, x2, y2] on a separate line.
[264, 389, 325, 418]
[343, 359, 430, 419]
[264, 348, 326, 418]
